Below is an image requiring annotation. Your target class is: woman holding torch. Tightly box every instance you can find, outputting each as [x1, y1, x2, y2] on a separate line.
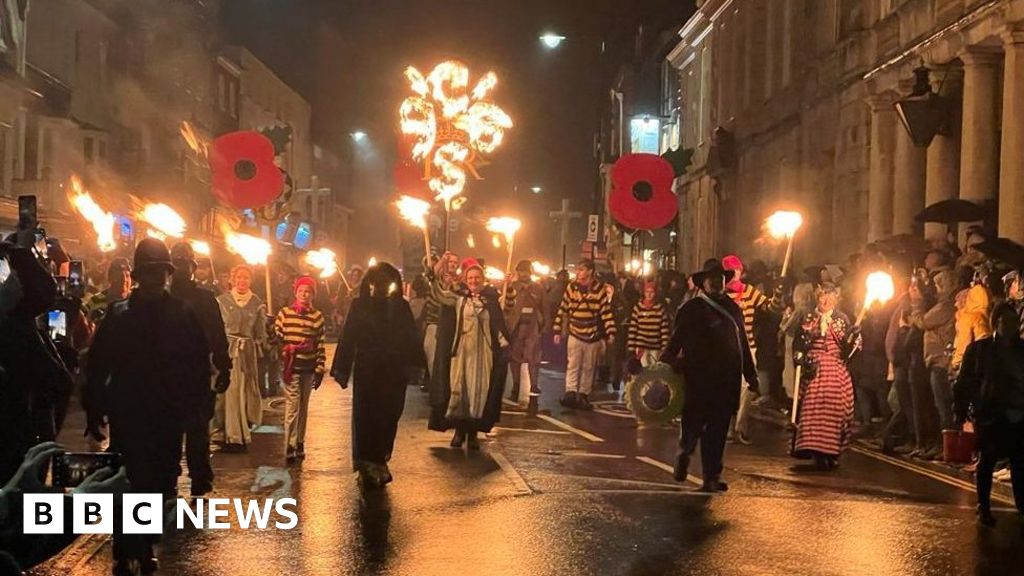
[792, 283, 857, 470]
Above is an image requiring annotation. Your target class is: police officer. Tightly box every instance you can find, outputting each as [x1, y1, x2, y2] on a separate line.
[85, 238, 211, 575]
[169, 241, 231, 497]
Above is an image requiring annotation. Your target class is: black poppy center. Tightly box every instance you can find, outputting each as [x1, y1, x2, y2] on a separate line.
[235, 159, 257, 181]
[632, 180, 654, 202]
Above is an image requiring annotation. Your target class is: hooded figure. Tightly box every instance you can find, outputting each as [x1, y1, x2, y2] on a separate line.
[953, 282, 992, 371]
[331, 263, 427, 488]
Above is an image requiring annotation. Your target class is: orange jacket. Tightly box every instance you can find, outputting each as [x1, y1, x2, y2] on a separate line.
[952, 284, 991, 369]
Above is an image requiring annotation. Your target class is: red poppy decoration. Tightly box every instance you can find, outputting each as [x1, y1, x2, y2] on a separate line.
[609, 153, 678, 231]
[210, 131, 285, 210]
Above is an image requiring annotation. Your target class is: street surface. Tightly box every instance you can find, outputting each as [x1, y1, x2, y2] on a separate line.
[30, 347, 1024, 576]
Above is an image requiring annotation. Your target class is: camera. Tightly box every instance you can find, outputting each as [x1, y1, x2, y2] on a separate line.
[51, 452, 122, 489]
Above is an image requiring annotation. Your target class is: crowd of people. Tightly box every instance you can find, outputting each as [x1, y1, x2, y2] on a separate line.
[4, 222, 1024, 573]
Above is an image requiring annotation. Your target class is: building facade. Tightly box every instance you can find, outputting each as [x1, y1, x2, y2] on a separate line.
[670, 0, 1024, 272]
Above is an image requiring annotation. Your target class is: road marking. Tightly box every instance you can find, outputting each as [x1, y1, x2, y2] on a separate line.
[549, 451, 627, 459]
[489, 449, 533, 495]
[594, 407, 635, 419]
[636, 456, 702, 486]
[501, 410, 527, 416]
[850, 446, 1014, 506]
[489, 426, 571, 436]
[556, 472, 687, 490]
[536, 414, 604, 442]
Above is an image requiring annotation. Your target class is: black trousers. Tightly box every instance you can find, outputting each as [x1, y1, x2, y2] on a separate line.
[182, 394, 215, 487]
[679, 407, 733, 483]
[976, 420, 1024, 513]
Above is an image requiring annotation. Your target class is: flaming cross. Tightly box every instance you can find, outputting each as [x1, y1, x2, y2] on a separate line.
[399, 61, 513, 207]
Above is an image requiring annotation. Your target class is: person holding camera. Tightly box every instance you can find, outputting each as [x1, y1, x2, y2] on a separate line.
[85, 238, 212, 574]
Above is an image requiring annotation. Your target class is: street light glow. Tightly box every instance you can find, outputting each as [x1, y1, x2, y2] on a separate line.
[351, 131, 367, 142]
[540, 33, 566, 49]
[531, 186, 543, 194]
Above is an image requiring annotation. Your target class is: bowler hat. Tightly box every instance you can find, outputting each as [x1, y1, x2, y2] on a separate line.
[132, 238, 175, 274]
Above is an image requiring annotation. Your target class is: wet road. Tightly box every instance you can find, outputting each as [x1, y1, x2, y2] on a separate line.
[31, 352, 1024, 576]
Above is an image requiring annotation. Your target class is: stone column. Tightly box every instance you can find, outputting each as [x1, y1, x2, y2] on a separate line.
[892, 75, 928, 236]
[924, 65, 962, 242]
[959, 48, 1002, 234]
[1000, 30, 1024, 243]
[867, 92, 898, 241]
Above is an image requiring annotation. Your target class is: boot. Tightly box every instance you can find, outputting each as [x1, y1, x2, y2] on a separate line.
[977, 505, 997, 527]
[577, 394, 593, 411]
[672, 453, 690, 483]
[467, 430, 481, 450]
[450, 430, 466, 448]
[560, 391, 578, 408]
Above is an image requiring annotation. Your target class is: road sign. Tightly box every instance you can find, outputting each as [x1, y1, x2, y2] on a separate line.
[587, 214, 599, 242]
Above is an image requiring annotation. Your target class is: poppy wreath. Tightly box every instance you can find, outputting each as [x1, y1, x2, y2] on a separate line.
[609, 153, 678, 231]
[210, 131, 285, 210]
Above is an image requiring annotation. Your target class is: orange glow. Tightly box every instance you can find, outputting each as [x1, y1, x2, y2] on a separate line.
[396, 195, 431, 229]
[765, 210, 803, 239]
[68, 176, 117, 252]
[140, 203, 187, 240]
[305, 248, 338, 279]
[223, 227, 271, 266]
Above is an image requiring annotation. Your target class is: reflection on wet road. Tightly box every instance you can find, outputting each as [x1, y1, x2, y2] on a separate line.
[31, 356, 1024, 576]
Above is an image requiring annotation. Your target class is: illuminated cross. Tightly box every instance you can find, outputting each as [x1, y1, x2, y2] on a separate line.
[549, 198, 583, 269]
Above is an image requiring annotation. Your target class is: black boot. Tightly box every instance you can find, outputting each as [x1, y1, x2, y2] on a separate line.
[560, 391, 578, 408]
[467, 431, 481, 450]
[977, 506, 997, 527]
[450, 430, 466, 448]
[672, 453, 690, 483]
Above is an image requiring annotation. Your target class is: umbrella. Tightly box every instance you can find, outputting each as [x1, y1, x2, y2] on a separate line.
[972, 237, 1024, 269]
[866, 233, 931, 260]
[915, 199, 990, 224]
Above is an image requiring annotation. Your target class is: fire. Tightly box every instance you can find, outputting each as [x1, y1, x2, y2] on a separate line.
[485, 217, 521, 243]
[864, 271, 895, 309]
[68, 176, 116, 252]
[305, 248, 339, 279]
[179, 121, 209, 159]
[400, 61, 512, 205]
[396, 195, 431, 229]
[190, 240, 211, 256]
[466, 233, 476, 249]
[484, 266, 506, 282]
[140, 203, 187, 240]
[368, 257, 378, 268]
[223, 228, 271, 266]
[491, 234, 502, 249]
[532, 262, 551, 276]
[766, 211, 804, 239]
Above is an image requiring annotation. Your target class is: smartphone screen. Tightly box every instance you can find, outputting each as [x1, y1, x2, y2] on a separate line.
[48, 310, 67, 340]
[0, 257, 10, 284]
[51, 452, 122, 488]
[34, 230, 48, 260]
[68, 260, 85, 296]
[18, 195, 38, 230]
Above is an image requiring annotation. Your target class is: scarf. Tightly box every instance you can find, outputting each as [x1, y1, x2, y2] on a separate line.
[232, 289, 253, 308]
[291, 300, 313, 315]
[819, 309, 834, 336]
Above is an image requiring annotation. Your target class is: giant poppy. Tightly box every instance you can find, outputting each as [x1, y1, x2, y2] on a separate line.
[609, 153, 678, 231]
[210, 131, 285, 210]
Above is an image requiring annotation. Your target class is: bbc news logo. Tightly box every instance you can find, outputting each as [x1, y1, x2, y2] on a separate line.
[23, 494, 298, 534]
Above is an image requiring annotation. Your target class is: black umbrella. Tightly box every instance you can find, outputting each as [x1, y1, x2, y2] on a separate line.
[972, 237, 1024, 269]
[915, 199, 990, 224]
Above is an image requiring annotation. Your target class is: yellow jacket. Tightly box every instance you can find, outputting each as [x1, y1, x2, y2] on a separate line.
[952, 284, 991, 369]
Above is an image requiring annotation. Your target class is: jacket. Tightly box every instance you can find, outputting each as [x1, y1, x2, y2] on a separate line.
[954, 337, 1024, 426]
[170, 277, 231, 376]
[918, 270, 957, 369]
[952, 284, 991, 369]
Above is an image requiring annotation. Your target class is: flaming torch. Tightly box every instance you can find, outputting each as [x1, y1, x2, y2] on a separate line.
[396, 195, 433, 261]
[223, 228, 273, 305]
[486, 216, 521, 306]
[68, 177, 117, 252]
[766, 210, 803, 279]
[305, 248, 339, 280]
[189, 240, 211, 257]
[140, 203, 187, 241]
[858, 271, 896, 325]
[484, 266, 506, 283]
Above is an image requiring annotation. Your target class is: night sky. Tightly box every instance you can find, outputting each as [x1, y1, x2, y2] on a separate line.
[220, 0, 694, 263]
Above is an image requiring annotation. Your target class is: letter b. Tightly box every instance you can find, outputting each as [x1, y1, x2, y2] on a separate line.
[73, 494, 113, 534]
[23, 494, 64, 534]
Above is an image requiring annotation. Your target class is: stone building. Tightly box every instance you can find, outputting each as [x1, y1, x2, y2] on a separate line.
[669, 0, 1024, 272]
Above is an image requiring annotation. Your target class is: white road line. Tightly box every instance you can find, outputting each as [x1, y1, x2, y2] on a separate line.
[636, 455, 703, 486]
[550, 452, 628, 459]
[489, 426, 571, 436]
[536, 414, 605, 442]
[501, 410, 527, 416]
[489, 450, 533, 496]
[850, 446, 1014, 506]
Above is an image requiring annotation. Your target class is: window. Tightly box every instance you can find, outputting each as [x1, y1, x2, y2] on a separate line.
[229, 80, 238, 118]
[99, 140, 107, 160]
[218, 74, 227, 111]
[700, 46, 712, 144]
[84, 137, 94, 164]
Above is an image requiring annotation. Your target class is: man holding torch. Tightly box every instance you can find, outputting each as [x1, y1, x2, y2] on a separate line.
[504, 259, 546, 405]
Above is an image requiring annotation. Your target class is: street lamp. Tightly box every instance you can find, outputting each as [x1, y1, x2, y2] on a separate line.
[351, 130, 367, 142]
[539, 33, 566, 49]
[530, 186, 543, 194]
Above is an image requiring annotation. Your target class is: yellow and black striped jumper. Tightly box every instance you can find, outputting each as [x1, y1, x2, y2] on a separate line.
[728, 284, 767, 350]
[555, 280, 616, 403]
[627, 300, 670, 360]
[274, 302, 326, 456]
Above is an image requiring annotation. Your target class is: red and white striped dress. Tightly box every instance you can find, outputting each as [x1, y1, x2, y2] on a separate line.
[793, 311, 855, 459]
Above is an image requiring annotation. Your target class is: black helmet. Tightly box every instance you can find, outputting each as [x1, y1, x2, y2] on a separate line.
[133, 238, 175, 275]
[170, 241, 197, 268]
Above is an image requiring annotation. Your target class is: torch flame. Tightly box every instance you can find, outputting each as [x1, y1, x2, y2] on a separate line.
[491, 234, 502, 249]
[68, 176, 117, 252]
[466, 234, 476, 249]
[223, 228, 271, 266]
[396, 195, 431, 230]
[179, 121, 209, 159]
[305, 248, 339, 279]
[140, 203, 187, 240]
[766, 211, 804, 240]
[485, 216, 522, 243]
[368, 257, 378, 268]
[864, 271, 895, 309]
[531, 262, 552, 276]
[485, 266, 506, 282]
[190, 240, 211, 256]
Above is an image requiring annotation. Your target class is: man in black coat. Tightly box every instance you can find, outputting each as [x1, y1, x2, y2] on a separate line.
[661, 259, 758, 492]
[86, 238, 211, 575]
[170, 241, 231, 497]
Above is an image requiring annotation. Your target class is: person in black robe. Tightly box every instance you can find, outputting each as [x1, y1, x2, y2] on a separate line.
[661, 259, 758, 492]
[331, 263, 426, 488]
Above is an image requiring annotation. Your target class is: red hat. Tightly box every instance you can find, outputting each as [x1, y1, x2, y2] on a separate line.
[293, 275, 317, 295]
[722, 255, 743, 271]
[460, 257, 482, 272]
